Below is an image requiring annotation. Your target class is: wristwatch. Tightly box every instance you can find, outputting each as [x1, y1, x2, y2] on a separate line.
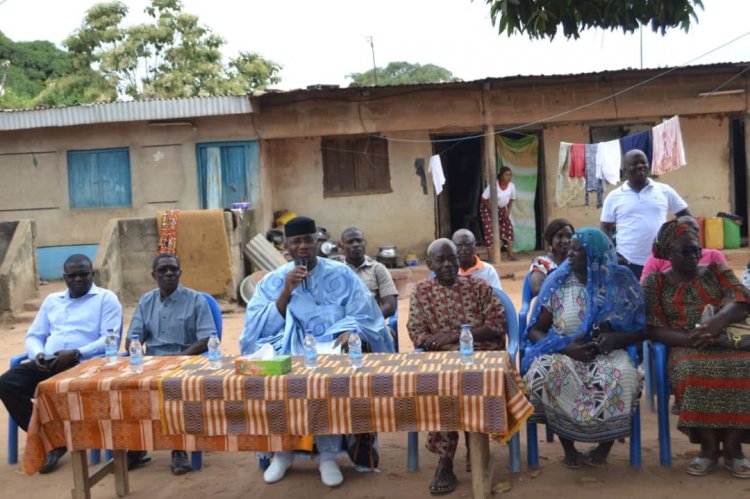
[73, 349, 83, 362]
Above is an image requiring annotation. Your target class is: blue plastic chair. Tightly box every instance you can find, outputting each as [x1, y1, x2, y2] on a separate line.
[388, 309, 421, 472]
[190, 292, 223, 471]
[7, 352, 106, 465]
[650, 340, 673, 466]
[517, 272, 554, 444]
[495, 288, 522, 473]
[521, 336, 643, 469]
[643, 340, 656, 412]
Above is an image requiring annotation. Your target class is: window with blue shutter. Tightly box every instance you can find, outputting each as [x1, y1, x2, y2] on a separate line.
[67, 148, 132, 208]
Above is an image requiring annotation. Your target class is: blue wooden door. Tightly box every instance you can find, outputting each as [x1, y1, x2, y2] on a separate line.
[196, 141, 259, 209]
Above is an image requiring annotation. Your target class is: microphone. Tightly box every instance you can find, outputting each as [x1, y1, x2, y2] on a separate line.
[298, 258, 308, 289]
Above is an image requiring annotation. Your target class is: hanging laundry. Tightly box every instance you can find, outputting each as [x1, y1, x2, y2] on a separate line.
[428, 154, 446, 195]
[596, 139, 622, 185]
[414, 158, 428, 195]
[651, 115, 686, 175]
[620, 130, 653, 165]
[584, 143, 604, 208]
[568, 143, 585, 178]
[555, 142, 585, 207]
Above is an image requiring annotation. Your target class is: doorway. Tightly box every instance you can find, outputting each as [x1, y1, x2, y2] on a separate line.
[731, 118, 747, 241]
[433, 135, 484, 242]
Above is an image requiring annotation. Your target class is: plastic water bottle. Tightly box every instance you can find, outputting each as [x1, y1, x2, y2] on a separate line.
[129, 335, 144, 374]
[104, 328, 119, 365]
[459, 324, 474, 366]
[743, 262, 750, 289]
[303, 333, 318, 369]
[348, 331, 363, 369]
[207, 333, 222, 369]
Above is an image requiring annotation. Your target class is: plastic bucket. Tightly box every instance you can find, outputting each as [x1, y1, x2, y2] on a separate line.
[704, 217, 724, 249]
[723, 217, 741, 249]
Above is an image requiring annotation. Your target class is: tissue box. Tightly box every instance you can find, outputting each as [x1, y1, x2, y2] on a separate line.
[234, 355, 292, 376]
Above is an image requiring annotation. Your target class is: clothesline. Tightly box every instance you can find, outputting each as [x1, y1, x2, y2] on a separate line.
[556, 115, 686, 208]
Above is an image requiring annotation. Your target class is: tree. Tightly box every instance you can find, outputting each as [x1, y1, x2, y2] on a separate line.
[0, 31, 79, 107]
[61, 0, 281, 100]
[348, 61, 459, 86]
[483, 0, 704, 40]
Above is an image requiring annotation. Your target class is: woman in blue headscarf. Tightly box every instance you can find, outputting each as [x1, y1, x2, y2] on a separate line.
[522, 227, 645, 469]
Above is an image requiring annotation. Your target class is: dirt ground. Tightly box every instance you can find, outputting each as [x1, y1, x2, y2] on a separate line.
[2, 251, 750, 498]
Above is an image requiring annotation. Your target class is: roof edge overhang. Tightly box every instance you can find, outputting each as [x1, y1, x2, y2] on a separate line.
[0, 95, 253, 131]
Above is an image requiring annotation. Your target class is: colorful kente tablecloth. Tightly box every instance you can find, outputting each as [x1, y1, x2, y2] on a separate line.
[23, 351, 533, 475]
[159, 351, 532, 439]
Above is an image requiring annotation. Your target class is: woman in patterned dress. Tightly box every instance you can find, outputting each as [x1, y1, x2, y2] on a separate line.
[528, 219, 575, 296]
[480, 166, 517, 260]
[643, 219, 750, 478]
[522, 228, 645, 468]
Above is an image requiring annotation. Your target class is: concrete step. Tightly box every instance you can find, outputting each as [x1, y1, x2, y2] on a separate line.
[10, 310, 37, 325]
[23, 296, 44, 312]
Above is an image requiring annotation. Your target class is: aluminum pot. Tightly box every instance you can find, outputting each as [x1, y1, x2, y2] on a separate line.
[377, 245, 399, 268]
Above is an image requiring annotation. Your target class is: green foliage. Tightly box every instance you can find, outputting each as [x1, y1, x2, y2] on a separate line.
[1, 0, 281, 108]
[483, 0, 704, 40]
[34, 71, 118, 107]
[64, 0, 281, 99]
[348, 61, 459, 86]
[0, 30, 75, 106]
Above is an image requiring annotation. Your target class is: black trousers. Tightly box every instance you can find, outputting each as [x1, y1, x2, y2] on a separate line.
[0, 361, 73, 432]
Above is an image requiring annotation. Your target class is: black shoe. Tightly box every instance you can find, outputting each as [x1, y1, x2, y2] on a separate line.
[39, 447, 67, 474]
[170, 450, 192, 476]
[127, 450, 152, 471]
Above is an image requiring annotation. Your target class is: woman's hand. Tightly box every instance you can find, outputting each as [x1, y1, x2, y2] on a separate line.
[688, 324, 719, 350]
[593, 333, 616, 355]
[562, 341, 598, 362]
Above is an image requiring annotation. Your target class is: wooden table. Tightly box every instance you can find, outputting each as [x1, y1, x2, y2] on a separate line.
[23, 351, 532, 499]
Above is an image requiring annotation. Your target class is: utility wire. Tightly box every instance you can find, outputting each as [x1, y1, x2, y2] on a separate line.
[376, 29, 750, 144]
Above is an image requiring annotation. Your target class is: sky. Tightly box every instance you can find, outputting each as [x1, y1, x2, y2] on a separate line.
[1, 0, 748, 90]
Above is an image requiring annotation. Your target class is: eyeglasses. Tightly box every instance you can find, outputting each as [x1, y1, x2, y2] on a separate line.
[155, 265, 180, 275]
[63, 271, 92, 280]
[455, 242, 476, 249]
[673, 247, 702, 258]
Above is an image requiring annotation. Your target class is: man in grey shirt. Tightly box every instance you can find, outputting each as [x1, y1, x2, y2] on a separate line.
[126, 253, 216, 475]
[335, 227, 398, 318]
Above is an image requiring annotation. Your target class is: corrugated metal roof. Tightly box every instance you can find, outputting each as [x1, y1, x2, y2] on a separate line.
[265, 61, 750, 99]
[0, 95, 253, 131]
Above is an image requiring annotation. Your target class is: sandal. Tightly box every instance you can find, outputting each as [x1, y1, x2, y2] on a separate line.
[725, 457, 750, 479]
[429, 466, 458, 496]
[582, 448, 607, 468]
[562, 451, 583, 470]
[686, 456, 718, 477]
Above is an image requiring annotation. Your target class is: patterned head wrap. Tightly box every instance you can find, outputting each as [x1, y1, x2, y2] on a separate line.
[652, 219, 699, 260]
[521, 227, 646, 372]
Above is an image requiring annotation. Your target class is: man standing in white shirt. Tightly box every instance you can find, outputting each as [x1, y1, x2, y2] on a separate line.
[600, 149, 690, 280]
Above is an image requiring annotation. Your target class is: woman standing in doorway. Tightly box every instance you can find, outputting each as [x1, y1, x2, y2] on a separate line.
[480, 166, 517, 260]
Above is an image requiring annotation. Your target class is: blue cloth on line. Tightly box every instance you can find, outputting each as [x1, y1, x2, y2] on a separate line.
[620, 130, 653, 166]
[584, 144, 604, 208]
